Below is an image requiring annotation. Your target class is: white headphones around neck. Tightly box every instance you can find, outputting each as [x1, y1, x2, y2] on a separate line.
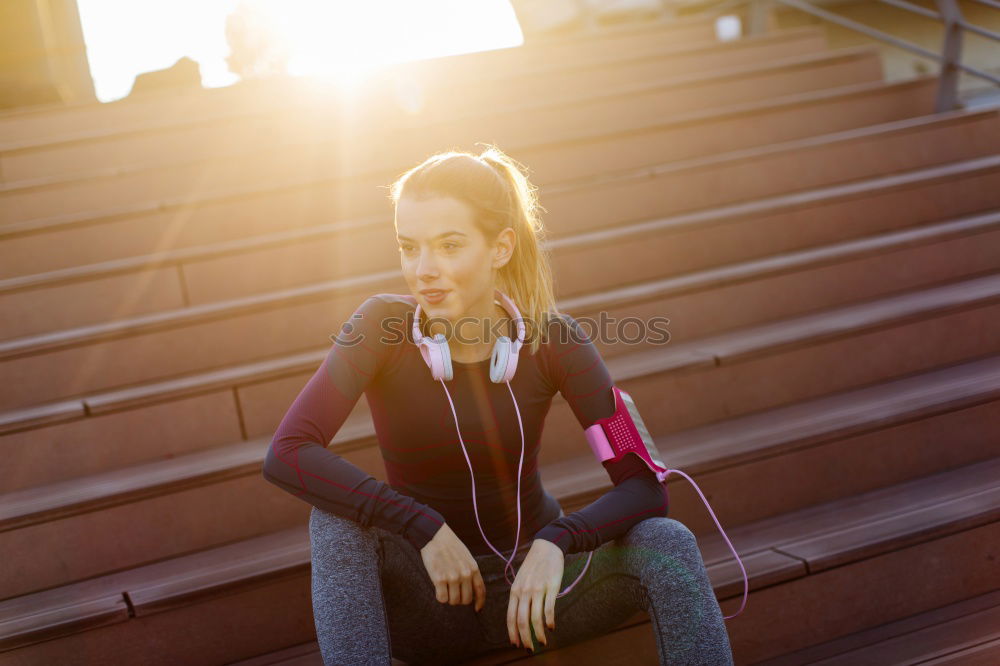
[411, 288, 526, 383]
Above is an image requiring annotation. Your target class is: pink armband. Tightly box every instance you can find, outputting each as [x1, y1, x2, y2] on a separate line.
[585, 386, 670, 484]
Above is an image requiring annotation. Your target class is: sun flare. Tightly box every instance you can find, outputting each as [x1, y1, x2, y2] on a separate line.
[77, 0, 524, 102]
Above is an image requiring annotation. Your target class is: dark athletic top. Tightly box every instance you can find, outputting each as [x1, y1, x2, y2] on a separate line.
[262, 293, 668, 556]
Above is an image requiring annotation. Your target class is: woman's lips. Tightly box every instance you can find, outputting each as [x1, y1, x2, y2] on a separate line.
[422, 290, 449, 304]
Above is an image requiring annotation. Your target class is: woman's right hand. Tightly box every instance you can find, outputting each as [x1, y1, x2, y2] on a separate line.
[420, 523, 486, 612]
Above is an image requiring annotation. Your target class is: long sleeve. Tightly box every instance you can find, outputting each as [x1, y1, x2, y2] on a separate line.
[261, 295, 447, 551]
[533, 313, 669, 555]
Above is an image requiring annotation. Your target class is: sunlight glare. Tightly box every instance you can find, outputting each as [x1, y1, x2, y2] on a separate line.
[76, 0, 523, 102]
[280, 0, 523, 92]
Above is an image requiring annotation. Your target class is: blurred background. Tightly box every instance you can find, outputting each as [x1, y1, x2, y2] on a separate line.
[3, 0, 998, 108]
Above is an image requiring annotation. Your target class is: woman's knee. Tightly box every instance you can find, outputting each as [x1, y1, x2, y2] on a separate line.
[309, 507, 381, 563]
[624, 517, 699, 555]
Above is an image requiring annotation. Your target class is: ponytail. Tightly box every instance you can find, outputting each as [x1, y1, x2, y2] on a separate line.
[477, 148, 560, 355]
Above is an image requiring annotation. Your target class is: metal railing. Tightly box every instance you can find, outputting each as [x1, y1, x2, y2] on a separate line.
[725, 0, 1000, 112]
[565, 0, 997, 111]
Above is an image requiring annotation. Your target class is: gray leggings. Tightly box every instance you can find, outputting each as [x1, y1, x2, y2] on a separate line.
[308, 506, 735, 665]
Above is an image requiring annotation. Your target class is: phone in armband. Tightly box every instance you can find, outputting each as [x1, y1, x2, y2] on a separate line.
[584, 386, 670, 482]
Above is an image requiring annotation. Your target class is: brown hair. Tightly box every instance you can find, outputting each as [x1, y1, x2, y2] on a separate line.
[387, 144, 561, 356]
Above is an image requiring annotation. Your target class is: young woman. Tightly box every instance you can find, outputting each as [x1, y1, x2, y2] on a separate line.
[262, 146, 735, 665]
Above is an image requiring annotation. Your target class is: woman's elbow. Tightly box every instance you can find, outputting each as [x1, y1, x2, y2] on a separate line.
[261, 439, 283, 484]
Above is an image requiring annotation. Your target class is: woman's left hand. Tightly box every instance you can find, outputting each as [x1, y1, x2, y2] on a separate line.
[507, 538, 563, 651]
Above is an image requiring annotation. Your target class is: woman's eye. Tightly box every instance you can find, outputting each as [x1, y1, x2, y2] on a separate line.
[398, 242, 457, 253]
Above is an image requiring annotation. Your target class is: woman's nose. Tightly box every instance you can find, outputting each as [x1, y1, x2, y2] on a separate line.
[416, 247, 438, 279]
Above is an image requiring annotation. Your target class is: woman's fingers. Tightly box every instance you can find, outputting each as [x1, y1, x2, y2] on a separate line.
[441, 564, 481, 607]
[507, 591, 547, 649]
[448, 578, 461, 604]
[507, 592, 520, 646]
[545, 587, 557, 631]
[421, 526, 489, 611]
[508, 588, 554, 649]
[532, 590, 548, 646]
[434, 580, 448, 603]
[459, 575, 473, 605]
[518, 595, 538, 652]
[519, 591, 544, 650]
[474, 570, 486, 612]
[517, 593, 532, 649]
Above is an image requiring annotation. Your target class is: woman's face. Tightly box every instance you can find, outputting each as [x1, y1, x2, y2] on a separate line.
[395, 195, 513, 331]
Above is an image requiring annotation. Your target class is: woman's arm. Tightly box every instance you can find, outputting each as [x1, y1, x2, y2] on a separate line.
[532, 313, 669, 555]
[261, 295, 446, 551]
[533, 454, 668, 554]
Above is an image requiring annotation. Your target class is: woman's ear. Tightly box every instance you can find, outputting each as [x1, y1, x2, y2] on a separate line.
[492, 226, 516, 269]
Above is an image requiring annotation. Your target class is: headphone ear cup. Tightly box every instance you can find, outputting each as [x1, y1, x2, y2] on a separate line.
[434, 333, 453, 381]
[490, 336, 512, 383]
[417, 333, 453, 381]
[505, 338, 520, 381]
